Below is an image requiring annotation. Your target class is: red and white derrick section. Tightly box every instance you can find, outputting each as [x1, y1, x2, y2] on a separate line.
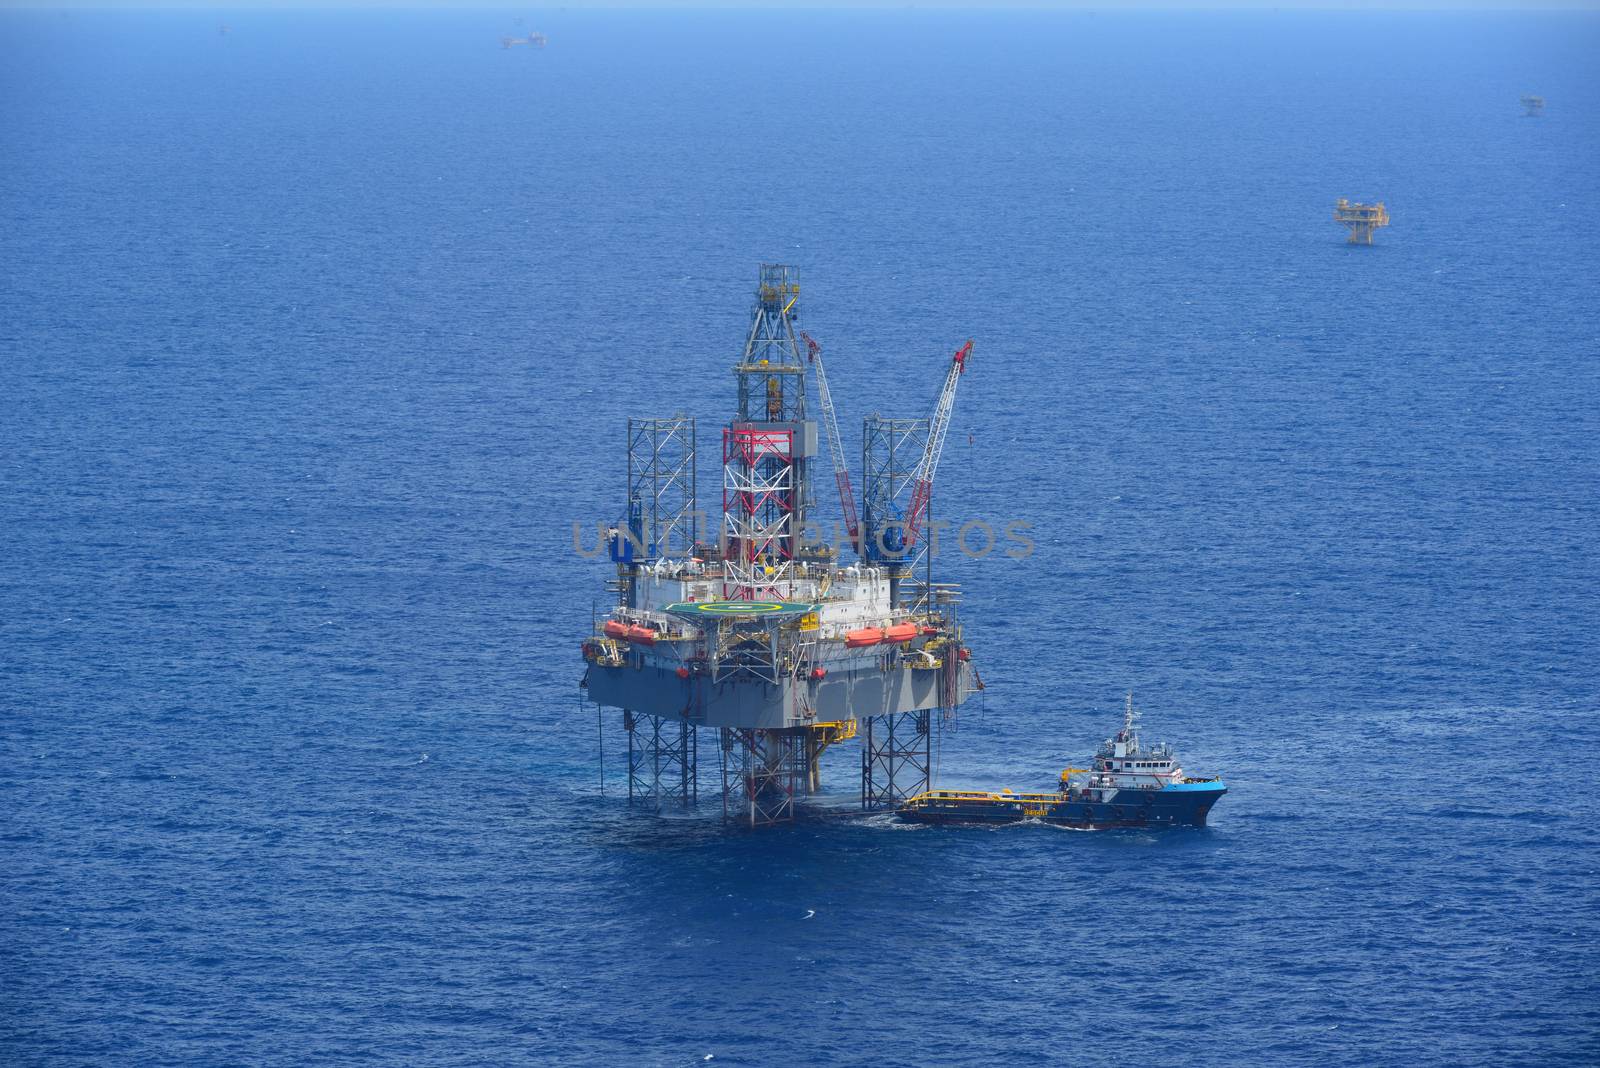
[722, 426, 795, 601]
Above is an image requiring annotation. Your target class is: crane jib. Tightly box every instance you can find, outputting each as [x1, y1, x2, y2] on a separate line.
[904, 340, 973, 544]
[800, 330, 861, 542]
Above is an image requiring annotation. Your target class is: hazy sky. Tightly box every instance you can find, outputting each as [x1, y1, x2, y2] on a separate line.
[3, 0, 1597, 9]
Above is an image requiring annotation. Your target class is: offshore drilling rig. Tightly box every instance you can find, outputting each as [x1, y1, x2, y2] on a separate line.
[579, 265, 981, 826]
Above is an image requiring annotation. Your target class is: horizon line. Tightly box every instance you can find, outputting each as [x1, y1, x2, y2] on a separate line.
[5, 1, 1599, 10]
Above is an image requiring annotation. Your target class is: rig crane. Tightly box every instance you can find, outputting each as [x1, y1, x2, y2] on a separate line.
[800, 330, 861, 551]
[903, 340, 973, 549]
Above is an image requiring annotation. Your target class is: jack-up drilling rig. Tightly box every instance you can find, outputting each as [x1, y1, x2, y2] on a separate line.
[579, 266, 981, 826]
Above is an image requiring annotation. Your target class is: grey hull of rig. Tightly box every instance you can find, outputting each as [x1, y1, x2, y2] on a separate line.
[580, 265, 980, 826]
[586, 655, 971, 732]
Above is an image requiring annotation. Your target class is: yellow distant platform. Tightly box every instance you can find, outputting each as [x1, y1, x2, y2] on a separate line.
[1334, 198, 1390, 245]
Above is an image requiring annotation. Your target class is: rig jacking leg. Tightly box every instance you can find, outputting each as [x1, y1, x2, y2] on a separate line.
[861, 709, 931, 810]
[720, 727, 805, 827]
[625, 711, 697, 812]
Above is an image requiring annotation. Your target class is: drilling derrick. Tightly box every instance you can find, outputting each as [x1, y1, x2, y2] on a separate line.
[1333, 198, 1390, 245]
[581, 266, 981, 827]
[724, 265, 815, 601]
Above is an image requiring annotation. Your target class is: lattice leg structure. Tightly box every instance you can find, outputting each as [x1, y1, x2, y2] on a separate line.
[719, 727, 806, 827]
[627, 416, 698, 557]
[860, 710, 931, 810]
[624, 710, 698, 811]
[862, 416, 929, 597]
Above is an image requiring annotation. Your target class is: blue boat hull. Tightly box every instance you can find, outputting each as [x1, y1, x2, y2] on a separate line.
[898, 781, 1226, 829]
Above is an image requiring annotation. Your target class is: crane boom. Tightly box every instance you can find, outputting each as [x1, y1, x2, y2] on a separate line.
[800, 331, 861, 543]
[903, 340, 973, 547]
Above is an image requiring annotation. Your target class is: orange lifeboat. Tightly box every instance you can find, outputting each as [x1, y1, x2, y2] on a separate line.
[602, 620, 630, 641]
[884, 623, 918, 644]
[844, 627, 884, 648]
[626, 625, 657, 645]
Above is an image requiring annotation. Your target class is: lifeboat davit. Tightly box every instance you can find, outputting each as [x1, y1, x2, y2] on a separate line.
[844, 627, 884, 648]
[602, 620, 630, 641]
[884, 623, 918, 643]
[626, 625, 657, 645]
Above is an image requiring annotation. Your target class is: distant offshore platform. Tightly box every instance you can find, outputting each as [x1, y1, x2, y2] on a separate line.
[502, 32, 547, 50]
[579, 266, 982, 827]
[1334, 198, 1390, 245]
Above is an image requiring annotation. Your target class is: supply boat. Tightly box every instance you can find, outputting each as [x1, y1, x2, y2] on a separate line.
[898, 696, 1225, 828]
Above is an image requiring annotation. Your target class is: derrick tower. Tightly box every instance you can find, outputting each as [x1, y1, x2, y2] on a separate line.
[580, 266, 981, 827]
[723, 265, 815, 601]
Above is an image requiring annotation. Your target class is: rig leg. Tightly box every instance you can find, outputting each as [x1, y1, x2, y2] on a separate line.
[625, 711, 697, 812]
[719, 727, 804, 827]
[861, 709, 931, 810]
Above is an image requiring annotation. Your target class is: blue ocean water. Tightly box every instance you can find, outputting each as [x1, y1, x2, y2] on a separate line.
[3, 6, 1598, 1065]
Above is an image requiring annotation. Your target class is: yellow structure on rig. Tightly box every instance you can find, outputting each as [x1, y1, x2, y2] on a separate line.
[1334, 198, 1390, 245]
